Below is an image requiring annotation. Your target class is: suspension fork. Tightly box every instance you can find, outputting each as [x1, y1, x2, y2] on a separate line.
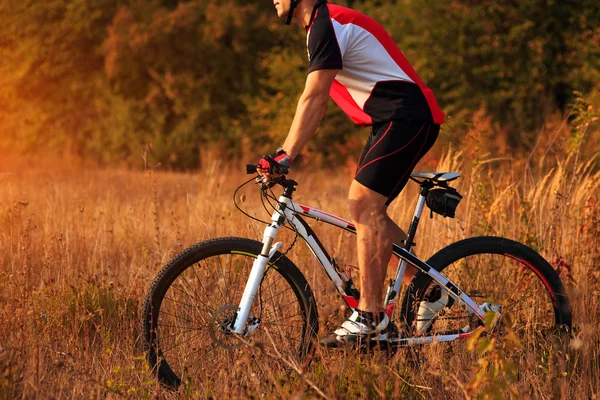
[231, 196, 289, 334]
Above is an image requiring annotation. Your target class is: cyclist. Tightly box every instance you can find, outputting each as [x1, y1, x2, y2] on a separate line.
[258, 0, 445, 346]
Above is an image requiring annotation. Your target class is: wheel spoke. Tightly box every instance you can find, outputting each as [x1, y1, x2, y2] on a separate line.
[259, 312, 304, 328]
[259, 286, 295, 305]
[162, 296, 211, 325]
[143, 242, 317, 390]
[192, 260, 226, 305]
[160, 329, 209, 354]
[181, 344, 220, 374]
[409, 241, 567, 341]
[260, 319, 304, 328]
[157, 309, 196, 325]
[259, 273, 285, 293]
[496, 255, 516, 298]
[170, 281, 216, 314]
[158, 323, 205, 331]
[211, 253, 230, 304]
[500, 274, 538, 312]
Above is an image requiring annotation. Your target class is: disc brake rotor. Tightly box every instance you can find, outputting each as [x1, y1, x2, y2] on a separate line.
[208, 305, 243, 350]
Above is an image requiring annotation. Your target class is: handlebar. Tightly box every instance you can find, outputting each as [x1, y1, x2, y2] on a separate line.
[245, 163, 289, 175]
[244, 165, 297, 195]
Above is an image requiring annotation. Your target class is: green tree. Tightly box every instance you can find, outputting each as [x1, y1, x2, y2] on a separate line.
[0, 0, 119, 152]
[101, 0, 277, 168]
[385, 0, 600, 147]
[1, 0, 598, 167]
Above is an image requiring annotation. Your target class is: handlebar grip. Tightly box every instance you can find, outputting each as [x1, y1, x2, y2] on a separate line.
[246, 164, 258, 174]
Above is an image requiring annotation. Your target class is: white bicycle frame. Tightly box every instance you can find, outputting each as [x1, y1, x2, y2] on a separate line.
[232, 182, 489, 345]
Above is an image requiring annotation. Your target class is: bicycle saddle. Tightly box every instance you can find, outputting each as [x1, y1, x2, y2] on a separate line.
[410, 172, 461, 182]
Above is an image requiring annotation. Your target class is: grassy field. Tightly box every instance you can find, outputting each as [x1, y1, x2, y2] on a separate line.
[0, 140, 599, 399]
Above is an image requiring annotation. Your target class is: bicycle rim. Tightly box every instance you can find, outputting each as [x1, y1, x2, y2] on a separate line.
[404, 237, 571, 340]
[143, 238, 317, 391]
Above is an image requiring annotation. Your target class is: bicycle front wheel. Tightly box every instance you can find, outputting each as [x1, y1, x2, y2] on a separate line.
[402, 236, 572, 338]
[141, 237, 319, 390]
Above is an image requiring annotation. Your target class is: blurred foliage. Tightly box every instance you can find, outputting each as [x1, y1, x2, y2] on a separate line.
[0, 0, 599, 168]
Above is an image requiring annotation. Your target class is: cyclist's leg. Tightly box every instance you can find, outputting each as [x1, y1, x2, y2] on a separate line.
[355, 120, 439, 288]
[347, 189, 418, 311]
[313, 181, 391, 346]
[348, 180, 391, 313]
[322, 120, 438, 346]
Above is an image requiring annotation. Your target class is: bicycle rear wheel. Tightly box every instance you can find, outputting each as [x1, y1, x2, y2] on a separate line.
[402, 236, 572, 338]
[141, 237, 318, 390]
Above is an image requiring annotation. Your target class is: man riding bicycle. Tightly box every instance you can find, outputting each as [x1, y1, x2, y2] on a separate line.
[257, 0, 445, 346]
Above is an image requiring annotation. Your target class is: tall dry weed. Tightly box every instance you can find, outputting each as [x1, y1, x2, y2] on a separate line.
[0, 112, 599, 397]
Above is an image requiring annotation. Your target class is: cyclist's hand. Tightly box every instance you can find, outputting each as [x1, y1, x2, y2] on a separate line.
[257, 148, 293, 181]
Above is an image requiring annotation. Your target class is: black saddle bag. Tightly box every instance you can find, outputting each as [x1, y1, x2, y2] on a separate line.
[426, 187, 462, 218]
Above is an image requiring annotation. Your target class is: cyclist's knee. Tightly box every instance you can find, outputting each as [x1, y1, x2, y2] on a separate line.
[348, 197, 387, 224]
[348, 179, 389, 223]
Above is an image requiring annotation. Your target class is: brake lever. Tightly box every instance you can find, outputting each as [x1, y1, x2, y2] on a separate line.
[255, 175, 286, 191]
[255, 175, 275, 191]
[256, 175, 268, 186]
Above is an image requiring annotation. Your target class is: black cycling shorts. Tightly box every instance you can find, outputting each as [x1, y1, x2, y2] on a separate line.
[355, 120, 439, 205]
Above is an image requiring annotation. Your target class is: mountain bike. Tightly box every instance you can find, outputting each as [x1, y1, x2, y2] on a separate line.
[141, 167, 572, 389]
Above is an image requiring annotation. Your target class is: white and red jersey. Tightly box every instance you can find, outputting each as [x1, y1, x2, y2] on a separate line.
[306, 0, 445, 126]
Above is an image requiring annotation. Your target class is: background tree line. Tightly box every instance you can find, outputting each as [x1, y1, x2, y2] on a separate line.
[1, 0, 598, 169]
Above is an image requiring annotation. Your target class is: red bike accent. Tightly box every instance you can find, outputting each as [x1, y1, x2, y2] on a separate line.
[342, 295, 359, 308]
[385, 302, 395, 318]
[505, 254, 558, 309]
[459, 326, 484, 339]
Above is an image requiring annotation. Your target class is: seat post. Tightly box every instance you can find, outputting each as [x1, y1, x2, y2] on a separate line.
[403, 180, 433, 251]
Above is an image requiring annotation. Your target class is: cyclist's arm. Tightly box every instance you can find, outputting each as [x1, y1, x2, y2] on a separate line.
[282, 69, 340, 159]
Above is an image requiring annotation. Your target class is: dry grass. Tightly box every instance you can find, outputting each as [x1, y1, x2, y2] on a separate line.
[0, 137, 599, 399]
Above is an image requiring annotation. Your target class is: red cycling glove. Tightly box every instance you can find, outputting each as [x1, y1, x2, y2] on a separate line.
[258, 148, 293, 174]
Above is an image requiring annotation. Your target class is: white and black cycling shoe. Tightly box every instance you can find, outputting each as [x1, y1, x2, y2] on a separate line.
[320, 309, 390, 348]
[416, 284, 452, 334]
